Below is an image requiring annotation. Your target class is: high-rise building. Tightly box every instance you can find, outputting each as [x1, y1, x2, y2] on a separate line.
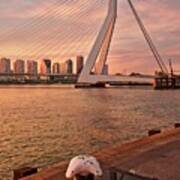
[14, 59, 25, 74]
[60, 62, 66, 75]
[102, 64, 109, 75]
[0, 58, 11, 74]
[66, 59, 73, 74]
[60, 59, 73, 74]
[13, 59, 25, 81]
[76, 56, 84, 74]
[52, 62, 60, 74]
[95, 63, 109, 75]
[40, 59, 51, 74]
[27, 60, 38, 75]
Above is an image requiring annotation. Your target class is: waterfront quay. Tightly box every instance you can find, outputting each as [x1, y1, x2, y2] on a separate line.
[0, 73, 78, 84]
[20, 126, 180, 180]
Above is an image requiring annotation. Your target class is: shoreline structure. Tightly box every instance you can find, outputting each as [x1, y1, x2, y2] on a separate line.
[14, 125, 180, 180]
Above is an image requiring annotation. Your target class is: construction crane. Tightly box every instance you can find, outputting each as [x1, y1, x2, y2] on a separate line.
[169, 59, 174, 76]
[127, 0, 169, 75]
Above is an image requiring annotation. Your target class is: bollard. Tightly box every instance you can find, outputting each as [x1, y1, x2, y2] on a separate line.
[174, 123, 180, 128]
[13, 167, 38, 180]
[148, 129, 161, 136]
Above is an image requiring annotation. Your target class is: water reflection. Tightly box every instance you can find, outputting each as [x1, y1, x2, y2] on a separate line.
[0, 86, 179, 179]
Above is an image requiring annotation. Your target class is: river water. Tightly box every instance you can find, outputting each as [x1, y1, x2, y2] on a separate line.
[0, 85, 180, 179]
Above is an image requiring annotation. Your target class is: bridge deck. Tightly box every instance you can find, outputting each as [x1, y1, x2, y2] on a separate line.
[78, 75, 153, 84]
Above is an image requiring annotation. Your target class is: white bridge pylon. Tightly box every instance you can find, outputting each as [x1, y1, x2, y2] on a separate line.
[78, 0, 117, 84]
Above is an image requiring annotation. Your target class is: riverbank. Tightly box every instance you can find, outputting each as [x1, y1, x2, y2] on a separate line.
[20, 126, 180, 180]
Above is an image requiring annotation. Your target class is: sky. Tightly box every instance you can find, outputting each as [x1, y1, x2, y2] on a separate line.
[0, 0, 180, 74]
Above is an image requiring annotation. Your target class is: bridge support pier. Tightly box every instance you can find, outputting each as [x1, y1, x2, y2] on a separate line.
[75, 82, 106, 88]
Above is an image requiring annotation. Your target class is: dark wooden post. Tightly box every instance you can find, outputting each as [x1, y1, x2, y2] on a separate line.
[148, 129, 161, 136]
[174, 123, 180, 128]
[13, 167, 37, 180]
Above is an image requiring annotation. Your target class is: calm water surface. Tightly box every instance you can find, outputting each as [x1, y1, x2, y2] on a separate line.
[0, 85, 180, 179]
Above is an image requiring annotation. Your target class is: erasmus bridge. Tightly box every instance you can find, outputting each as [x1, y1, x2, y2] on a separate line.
[77, 0, 165, 86]
[0, 0, 168, 86]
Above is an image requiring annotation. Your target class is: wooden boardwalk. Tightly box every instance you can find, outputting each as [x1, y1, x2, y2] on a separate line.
[22, 128, 180, 180]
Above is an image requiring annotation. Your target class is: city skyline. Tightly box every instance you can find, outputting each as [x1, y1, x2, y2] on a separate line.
[0, 56, 84, 75]
[0, 0, 180, 74]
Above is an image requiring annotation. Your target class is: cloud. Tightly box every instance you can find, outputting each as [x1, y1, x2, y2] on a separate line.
[0, 0, 180, 74]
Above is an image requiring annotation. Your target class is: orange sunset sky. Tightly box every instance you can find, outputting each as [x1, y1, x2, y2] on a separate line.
[0, 0, 180, 74]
